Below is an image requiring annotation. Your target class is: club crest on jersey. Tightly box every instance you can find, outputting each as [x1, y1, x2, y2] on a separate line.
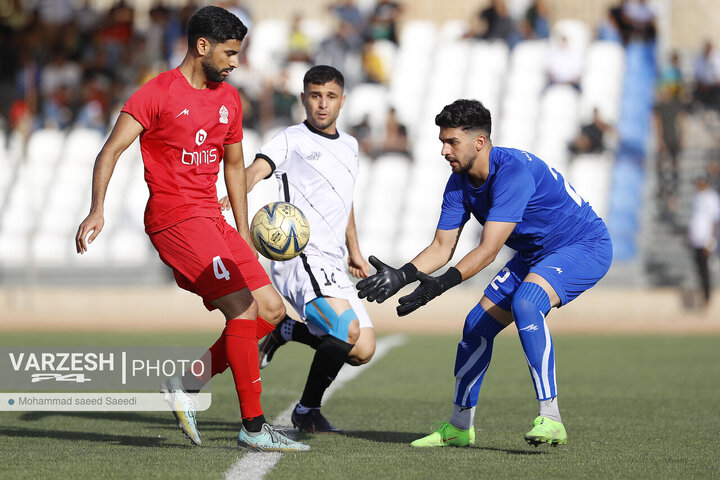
[219, 105, 229, 124]
[195, 129, 207, 146]
[305, 151, 322, 161]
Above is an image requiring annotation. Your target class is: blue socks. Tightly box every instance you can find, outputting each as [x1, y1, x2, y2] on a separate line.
[453, 302, 505, 408]
[512, 282, 556, 401]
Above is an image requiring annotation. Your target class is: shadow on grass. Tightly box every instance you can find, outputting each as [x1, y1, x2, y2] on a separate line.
[18, 411, 240, 431]
[341, 430, 432, 443]
[340, 431, 547, 455]
[20, 411, 166, 423]
[0, 426, 188, 448]
[475, 445, 546, 455]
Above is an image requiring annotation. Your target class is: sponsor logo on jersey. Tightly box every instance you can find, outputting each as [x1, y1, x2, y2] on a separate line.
[175, 108, 190, 118]
[305, 151, 322, 161]
[546, 266, 563, 274]
[219, 105, 228, 124]
[195, 129, 207, 146]
[182, 148, 218, 166]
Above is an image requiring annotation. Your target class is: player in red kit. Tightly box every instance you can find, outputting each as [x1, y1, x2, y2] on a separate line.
[75, 6, 309, 452]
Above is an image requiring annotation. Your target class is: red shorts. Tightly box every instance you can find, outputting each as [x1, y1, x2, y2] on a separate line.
[149, 216, 270, 310]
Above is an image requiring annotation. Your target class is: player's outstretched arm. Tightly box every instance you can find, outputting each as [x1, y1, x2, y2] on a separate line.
[395, 221, 516, 316]
[76, 112, 143, 254]
[245, 155, 273, 193]
[357, 227, 461, 302]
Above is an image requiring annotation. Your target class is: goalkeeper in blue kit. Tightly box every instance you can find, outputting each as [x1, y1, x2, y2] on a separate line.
[357, 99, 612, 447]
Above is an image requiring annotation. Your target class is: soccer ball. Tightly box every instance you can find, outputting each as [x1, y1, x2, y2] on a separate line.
[250, 202, 310, 261]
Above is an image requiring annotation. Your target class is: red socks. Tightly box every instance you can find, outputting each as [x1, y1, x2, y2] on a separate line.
[206, 317, 277, 378]
[225, 318, 263, 419]
[256, 317, 275, 340]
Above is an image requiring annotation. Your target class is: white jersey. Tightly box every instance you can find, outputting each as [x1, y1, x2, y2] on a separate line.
[256, 120, 371, 329]
[257, 120, 359, 262]
[688, 187, 720, 248]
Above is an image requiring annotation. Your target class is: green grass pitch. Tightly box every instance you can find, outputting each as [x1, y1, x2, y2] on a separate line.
[1, 332, 719, 479]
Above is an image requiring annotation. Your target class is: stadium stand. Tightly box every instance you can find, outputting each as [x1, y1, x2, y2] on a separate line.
[607, 42, 657, 262]
[0, 9, 678, 288]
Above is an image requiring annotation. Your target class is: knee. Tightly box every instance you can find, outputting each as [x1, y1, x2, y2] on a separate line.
[347, 341, 375, 366]
[346, 320, 360, 344]
[511, 294, 536, 322]
[511, 282, 551, 322]
[260, 293, 286, 325]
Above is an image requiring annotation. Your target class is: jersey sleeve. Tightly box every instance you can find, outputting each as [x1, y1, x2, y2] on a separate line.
[437, 175, 470, 230]
[121, 79, 163, 130]
[486, 160, 535, 222]
[256, 129, 290, 176]
[224, 88, 244, 145]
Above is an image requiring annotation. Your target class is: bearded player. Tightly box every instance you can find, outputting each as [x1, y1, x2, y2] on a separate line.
[357, 99, 613, 448]
[75, 6, 308, 452]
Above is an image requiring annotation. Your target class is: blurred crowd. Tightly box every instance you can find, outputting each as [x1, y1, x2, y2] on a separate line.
[0, 0, 718, 162]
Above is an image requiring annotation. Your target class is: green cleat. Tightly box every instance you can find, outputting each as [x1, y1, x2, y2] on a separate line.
[237, 424, 311, 452]
[524, 416, 567, 447]
[410, 422, 475, 448]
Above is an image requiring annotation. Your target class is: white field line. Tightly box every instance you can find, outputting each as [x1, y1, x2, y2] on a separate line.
[224, 334, 407, 480]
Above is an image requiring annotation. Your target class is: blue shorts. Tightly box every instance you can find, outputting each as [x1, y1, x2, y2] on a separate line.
[484, 229, 613, 310]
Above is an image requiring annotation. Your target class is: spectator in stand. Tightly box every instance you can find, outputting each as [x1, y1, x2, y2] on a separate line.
[259, 69, 299, 132]
[41, 84, 73, 129]
[693, 41, 720, 111]
[287, 13, 313, 63]
[659, 50, 684, 98]
[40, 49, 81, 100]
[545, 35, 584, 91]
[144, 5, 171, 69]
[622, 0, 656, 43]
[328, 0, 364, 34]
[349, 114, 373, 156]
[316, 20, 363, 84]
[568, 107, 610, 156]
[75, 77, 111, 132]
[654, 57, 687, 220]
[379, 107, 409, 156]
[608, 0, 632, 45]
[687, 175, 720, 312]
[361, 39, 389, 84]
[597, 6, 623, 43]
[519, 0, 550, 40]
[469, 0, 514, 45]
[365, 0, 402, 44]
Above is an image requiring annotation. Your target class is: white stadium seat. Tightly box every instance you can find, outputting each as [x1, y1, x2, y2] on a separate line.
[62, 127, 104, 167]
[26, 128, 64, 168]
[246, 19, 289, 73]
[568, 153, 613, 219]
[399, 20, 437, 54]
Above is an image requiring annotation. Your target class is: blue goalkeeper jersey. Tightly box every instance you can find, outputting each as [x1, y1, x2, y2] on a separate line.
[437, 146, 607, 264]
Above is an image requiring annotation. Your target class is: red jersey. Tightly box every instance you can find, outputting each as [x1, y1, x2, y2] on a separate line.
[122, 68, 243, 233]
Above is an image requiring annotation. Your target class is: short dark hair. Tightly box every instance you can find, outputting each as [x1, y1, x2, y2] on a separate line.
[435, 99, 492, 136]
[303, 65, 345, 91]
[187, 6, 248, 48]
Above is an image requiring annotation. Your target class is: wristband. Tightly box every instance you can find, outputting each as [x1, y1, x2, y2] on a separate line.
[438, 267, 463, 292]
[399, 262, 418, 284]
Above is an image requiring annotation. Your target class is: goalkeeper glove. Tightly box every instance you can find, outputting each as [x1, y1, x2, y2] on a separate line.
[396, 267, 463, 316]
[356, 255, 418, 303]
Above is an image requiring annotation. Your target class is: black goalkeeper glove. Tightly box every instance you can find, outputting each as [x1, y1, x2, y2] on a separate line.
[396, 267, 463, 316]
[356, 255, 418, 303]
